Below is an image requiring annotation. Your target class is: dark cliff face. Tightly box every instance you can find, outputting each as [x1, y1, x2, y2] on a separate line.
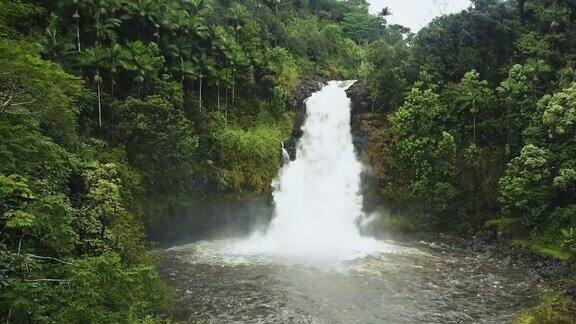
[285, 78, 370, 160]
[346, 80, 382, 214]
[346, 80, 370, 154]
[345, 79, 369, 116]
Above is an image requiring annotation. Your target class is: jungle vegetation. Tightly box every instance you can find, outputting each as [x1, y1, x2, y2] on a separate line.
[1, 0, 576, 321]
[362, 0, 576, 262]
[0, 0, 382, 321]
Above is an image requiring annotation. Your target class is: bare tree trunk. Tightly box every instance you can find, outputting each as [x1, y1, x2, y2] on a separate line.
[111, 79, 115, 99]
[473, 114, 476, 144]
[76, 21, 81, 52]
[517, 0, 526, 19]
[6, 307, 11, 324]
[232, 77, 235, 104]
[97, 82, 102, 126]
[183, 80, 193, 118]
[217, 80, 220, 111]
[199, 77, 203, 110]
[225, 88, 228, 118]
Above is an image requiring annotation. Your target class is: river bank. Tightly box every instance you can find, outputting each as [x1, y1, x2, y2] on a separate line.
[154, 79, 575, 323]
[345, 81, 576, 322]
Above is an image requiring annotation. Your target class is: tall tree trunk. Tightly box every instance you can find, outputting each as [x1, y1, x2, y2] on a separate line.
[473, 114, 476, 144]
[97, 81, 102, 126]
[199, 77, 203, 110]
[183, 79, 193, 119]
[110, 78, 116, 131]
[110, 78, 115, 99]
[76, 21, 81, 52]
[517, 0, 525, 18]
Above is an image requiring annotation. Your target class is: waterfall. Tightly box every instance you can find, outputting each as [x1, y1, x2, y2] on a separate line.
[281, 142, 290, 165]
[235, 81, 383, 261]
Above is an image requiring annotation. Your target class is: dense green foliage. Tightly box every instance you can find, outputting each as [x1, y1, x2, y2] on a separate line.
[0, 0, 387, 321]
[5, 0, 574, 320]
[363, 0, 576, 261]
[0, 40, 170, 322]
[514, 289, 576, 323]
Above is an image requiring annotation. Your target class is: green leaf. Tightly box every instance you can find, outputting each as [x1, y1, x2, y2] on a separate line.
[4, 209, 35, 228]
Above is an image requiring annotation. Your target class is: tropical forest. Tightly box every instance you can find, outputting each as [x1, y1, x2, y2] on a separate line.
[1, 0, 575, 322]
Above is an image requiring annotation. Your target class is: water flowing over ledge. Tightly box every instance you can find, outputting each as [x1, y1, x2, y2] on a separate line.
[167, 81, 396, 263]
[227, 80, 388, 261]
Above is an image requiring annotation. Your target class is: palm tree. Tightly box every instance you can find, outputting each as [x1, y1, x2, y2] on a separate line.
[186, 12, 210, 40]
[263, 0, 280, 13]
[79, 46, 107, 126]
[57, 0, 92, 50]
[156, 2, 183, 42]
[218, 67, 233, 112]
[454, 71, 492, 145]
[228, 48, 249, 105]
[181, 63, 198, 118]
[456, 91, 483, 144]
[209, 45, 223, 111]
[125, 0, 161, 41]
[215, 25, 248, 106]
[73, 6, 81, 52]
[496, 79, 515, 149]
[164, 35, 200, 117]
[228, 3, 249, 31]
[177, 0, 211, 41]
[182, 0, 212, 17]
[38, 19, 75, 64]
[212, 26, 239, 109]
[104, 42, 123, 98]
[196, 53, 217, 110]
[120, 41, 164, 96]
[93, 15, 121, 45]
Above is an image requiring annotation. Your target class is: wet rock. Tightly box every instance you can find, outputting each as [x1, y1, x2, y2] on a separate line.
[291, 75, 328, 109]
[567, 284, 576, 300]
[461, 232, 576, 308]
[502, 255, 512, 267]
[471, 235, 484, 252]
[345, 79, 369, 115]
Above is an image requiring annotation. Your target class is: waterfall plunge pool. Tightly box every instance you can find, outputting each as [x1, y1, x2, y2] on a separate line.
[158, 239, 540, 323]
[158, 81, 541, 323]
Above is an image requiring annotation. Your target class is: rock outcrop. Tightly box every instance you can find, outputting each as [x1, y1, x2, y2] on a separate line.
[345, 79, 369, 115]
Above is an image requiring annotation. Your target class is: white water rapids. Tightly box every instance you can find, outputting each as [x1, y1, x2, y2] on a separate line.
[231, 80, 388, 261]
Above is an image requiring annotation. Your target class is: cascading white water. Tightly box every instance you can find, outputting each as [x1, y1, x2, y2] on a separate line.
[281, 142, 290, 165]
[234, 81, 385, 261]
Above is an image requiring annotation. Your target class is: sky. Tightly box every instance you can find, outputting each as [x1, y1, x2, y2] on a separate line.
[368, 0, 472, 32]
